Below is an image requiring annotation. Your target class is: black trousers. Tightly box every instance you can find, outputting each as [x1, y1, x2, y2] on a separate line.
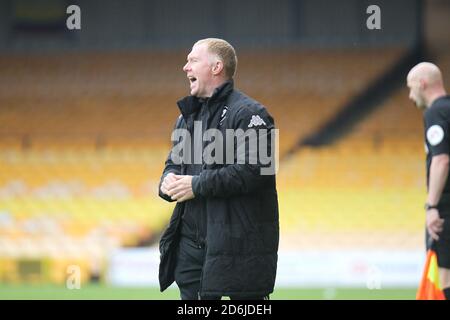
[174, 236, 269, 300]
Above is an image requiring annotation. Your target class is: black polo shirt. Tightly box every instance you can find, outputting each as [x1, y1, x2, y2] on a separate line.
[424, 95, 450, 194]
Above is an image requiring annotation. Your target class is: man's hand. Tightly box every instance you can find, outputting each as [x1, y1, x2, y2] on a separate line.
[426, 208, 445, 240]
[160, 173, 179, 195]
[166, 175, 195, 202]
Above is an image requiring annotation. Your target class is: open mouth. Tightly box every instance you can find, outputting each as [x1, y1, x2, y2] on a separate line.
[188, 76, 197, 84]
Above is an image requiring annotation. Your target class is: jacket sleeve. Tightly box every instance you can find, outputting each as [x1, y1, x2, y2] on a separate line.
[159, 116, 183, 202]
[192, 105, 276, 198]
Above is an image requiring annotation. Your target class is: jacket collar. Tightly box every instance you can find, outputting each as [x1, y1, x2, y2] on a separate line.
[177, 80, 234, 118]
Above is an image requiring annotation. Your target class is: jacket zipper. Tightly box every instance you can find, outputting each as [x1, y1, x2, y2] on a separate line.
[197, 101, 211, 300]
[187, 114, 203, 250]
[198, 240, 207, 299]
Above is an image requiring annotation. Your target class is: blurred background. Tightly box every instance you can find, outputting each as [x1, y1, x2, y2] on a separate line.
[0, 0, 449, 299]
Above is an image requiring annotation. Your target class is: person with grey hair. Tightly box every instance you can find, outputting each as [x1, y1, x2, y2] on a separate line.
[158, 38, 279, 300]
[407, 62, 450, 299]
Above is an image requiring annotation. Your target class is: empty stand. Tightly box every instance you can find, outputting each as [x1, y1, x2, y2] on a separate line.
[0, 48, 404, 154]
[277, 51, 450, 250]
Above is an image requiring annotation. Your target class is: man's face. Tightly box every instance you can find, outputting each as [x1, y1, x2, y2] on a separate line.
[183, 43, 215, 98]
[407, 77, 426, 110]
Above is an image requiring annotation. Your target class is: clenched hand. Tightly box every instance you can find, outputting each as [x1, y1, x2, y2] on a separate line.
[161, 173, 195, 203]
[427, 208, 444, 241]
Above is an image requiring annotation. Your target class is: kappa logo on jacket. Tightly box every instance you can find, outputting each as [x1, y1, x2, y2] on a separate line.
[219, 106, 228, 126]
[248, 115, 266, 128]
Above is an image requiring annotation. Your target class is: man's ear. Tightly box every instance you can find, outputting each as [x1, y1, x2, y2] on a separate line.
[212, 60, 224, 76]
[419, 78, 427, 90]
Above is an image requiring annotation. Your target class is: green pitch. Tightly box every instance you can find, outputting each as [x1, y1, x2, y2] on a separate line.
[0, 285, 416, 300]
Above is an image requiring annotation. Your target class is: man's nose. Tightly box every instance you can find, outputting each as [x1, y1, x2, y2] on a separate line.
[183, 63, 189, 72]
